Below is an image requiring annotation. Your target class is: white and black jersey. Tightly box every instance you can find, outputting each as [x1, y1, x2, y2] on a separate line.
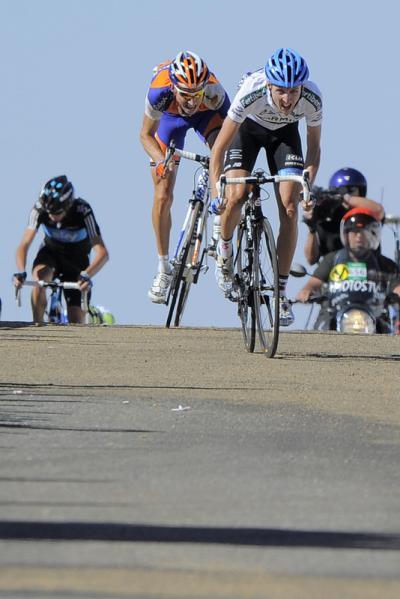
[228, 68, 323, 130]
[28, 198, 101, 255]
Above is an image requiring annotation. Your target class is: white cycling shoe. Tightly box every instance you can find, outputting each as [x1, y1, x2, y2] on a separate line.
[215, 254, 234, 294]
[273, 295, 295, 327]
[148, 272, 172, 304]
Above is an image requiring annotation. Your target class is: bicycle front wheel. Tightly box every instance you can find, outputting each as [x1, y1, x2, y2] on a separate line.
[236, 222, 256, 352]
[165, 203, 200, 328]
[253, 218, 280, 357]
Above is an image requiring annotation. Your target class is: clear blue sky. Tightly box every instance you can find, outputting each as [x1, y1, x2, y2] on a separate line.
[1, 0, 398, 327]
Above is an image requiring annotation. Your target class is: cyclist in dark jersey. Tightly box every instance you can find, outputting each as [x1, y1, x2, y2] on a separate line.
[303, 168, 384, 265]
[13, 175, 109, 324]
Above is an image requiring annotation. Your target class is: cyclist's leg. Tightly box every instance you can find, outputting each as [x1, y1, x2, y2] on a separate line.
[266, 123, 304, 279]
[194, 110, 224, 150]
[148, 115, 187, 302]
[31, 247, 57, 323]
[194, 113, 226, 253]
[151, 114, 187, 256]
[264, 124, 304, 325]
[220, 118, 262, 241]
[215, 119, 261, 291]
[60, 253, 89, 324]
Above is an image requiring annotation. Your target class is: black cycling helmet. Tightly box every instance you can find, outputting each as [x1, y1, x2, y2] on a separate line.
[39, 175, 74, 214]
[329, 167, 367, 197]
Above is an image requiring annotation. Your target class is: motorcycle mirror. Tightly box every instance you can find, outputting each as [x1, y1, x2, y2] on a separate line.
[290, 263, 309, 278]
[384, 214, 400, 225]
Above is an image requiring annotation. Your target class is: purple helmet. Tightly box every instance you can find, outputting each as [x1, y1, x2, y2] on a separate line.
[329, 168, 367, 197]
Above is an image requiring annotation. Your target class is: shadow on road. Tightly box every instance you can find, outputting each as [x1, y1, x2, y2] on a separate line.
[0, 521, 399, 550]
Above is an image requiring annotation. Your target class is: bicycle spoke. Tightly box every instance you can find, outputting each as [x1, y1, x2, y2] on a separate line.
[253, 218, 280, 357]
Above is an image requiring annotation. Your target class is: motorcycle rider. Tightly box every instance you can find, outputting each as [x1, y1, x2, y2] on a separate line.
[303, 168, 384, 265]
[296, 208, 400, 331]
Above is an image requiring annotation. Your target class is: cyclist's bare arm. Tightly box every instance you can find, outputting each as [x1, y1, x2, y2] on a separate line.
[304, 230, 321, 265]
[304, 124, 321, 185]
[296, 276, 323, 302]
[77, 238, 108, 292]
[14, 228, 36, 287]
[84, 236, 109, 279]
[209, 116, 241, 197]
[139, 114, 164, 164]
[342, 195, 385, 220]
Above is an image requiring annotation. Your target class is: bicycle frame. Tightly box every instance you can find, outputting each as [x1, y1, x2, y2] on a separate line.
[164, 141, 212, 327]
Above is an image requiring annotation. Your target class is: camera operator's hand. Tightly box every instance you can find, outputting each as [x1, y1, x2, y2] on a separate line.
[296, 287, 313, 303]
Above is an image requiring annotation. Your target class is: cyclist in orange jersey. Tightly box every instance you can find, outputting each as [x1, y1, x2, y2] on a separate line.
[140, 50, 229, 303]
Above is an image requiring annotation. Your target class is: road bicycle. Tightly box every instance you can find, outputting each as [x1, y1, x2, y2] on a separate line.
[16, 280, 114, 325]
[163, 141, 214, 328]
[219, 170, 311, 358]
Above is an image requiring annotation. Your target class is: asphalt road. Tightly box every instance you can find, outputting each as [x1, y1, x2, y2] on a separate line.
[0, 323, 399, 598]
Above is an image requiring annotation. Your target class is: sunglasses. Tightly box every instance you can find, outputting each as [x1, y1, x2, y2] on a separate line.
[174, 86, 205, 100]
[46, 208, 66, 216]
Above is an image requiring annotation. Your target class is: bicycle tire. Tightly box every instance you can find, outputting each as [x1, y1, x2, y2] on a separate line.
[174, 280, 191, 327]
[174, 215, 209, 327]
[253, 217, 280, 357]
[236, 222, 256, 352]
[165, 202, 200, 328]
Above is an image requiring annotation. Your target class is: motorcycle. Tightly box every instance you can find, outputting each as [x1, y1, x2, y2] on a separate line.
[290, 263, 400, 335]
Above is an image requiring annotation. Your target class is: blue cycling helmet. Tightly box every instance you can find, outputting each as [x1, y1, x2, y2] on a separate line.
[39, 175, 74, 214]
[265, 48, 309, 88]
[329, 168, 367, 197]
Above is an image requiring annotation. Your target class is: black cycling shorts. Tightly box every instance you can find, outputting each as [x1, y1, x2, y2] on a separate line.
[32, 245, 90, 307]
[223, 118, 304, 175]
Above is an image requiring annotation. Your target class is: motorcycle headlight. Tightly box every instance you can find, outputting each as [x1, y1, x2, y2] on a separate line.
[340, 309, 375, 334]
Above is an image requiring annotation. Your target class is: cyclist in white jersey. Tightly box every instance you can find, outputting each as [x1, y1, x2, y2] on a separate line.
[209, 48, 322, 325]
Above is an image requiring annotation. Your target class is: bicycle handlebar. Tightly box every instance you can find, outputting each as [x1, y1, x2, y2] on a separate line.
[23, 280, 81, 290]
[219, 170, 311, 204]
[164, 140, 209, 169]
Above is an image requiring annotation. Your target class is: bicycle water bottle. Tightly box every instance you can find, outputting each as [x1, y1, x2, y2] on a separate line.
[194, 169, 209, 201]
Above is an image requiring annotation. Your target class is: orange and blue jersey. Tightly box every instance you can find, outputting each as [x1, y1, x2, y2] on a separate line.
[144, 60, 230, 151]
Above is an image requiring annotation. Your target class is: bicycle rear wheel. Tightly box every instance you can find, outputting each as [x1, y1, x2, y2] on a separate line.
[253, 218, 280, 357]
[165, 202, 200, 328]
[236, 222, 256, 352]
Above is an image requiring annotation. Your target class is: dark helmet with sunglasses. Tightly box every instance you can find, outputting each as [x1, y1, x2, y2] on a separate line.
[39, 175, 74, 214]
